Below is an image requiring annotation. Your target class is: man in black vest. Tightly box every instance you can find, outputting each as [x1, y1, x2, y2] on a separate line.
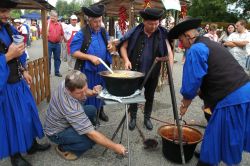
[169, 18, 250, 166]
[119, 8, 174, 130]
[71, 5, 113, 122]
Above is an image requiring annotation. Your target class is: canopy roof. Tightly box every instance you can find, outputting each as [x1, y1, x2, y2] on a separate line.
[94, 0, 190, 17]
[21, 12, 41, 20]
[12, 0, 54, 10]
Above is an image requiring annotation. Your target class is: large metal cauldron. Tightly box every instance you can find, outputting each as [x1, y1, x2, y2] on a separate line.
[99, 70, 144, 97]
[158, 125, 203, 163]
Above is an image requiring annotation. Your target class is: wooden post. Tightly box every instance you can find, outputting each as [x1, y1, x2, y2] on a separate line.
[109, 17, 115, 37]
[41, 9, 51, 102]
[128, 1, 135, 29]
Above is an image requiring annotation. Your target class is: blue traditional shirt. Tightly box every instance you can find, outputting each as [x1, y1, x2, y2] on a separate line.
[181, 42, 250, 109]
[70, 28, 112, 73]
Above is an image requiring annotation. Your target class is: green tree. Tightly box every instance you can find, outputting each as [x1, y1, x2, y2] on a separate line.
[188, 0, 249, 22]
[79, 0, 93, 7]
[188, 0, 234, 22]
[10, 9, 22, 18]
[55, 0, 68, 16]
[235, 0, 250, 19]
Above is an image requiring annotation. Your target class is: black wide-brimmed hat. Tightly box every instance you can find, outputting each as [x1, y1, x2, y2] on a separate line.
[168, 18, 202, 39]
[0, 0, 18, 8]
[82, 4, 105, 17]
[139, 8, 164, 20]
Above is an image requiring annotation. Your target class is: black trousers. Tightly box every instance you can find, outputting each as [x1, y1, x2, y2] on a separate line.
[129, 76, 159, 119]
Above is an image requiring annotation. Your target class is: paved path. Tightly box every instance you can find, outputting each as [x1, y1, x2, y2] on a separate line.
[1, 39, 249, 166]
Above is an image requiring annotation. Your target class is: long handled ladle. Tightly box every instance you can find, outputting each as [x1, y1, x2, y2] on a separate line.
[98, 58, 114, 74]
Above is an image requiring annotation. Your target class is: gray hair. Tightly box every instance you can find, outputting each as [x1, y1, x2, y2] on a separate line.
[65, 70, 87, 91]
[50, 10, 58, 17]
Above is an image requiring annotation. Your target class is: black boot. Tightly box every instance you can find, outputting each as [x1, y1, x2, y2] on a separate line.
[98, 107, 109, 122]
[10, 153, 32, 166]
[128, 104, 137, 131]
[144, 101, 153, 130]
[129, 118, 136, 130]
[27, 140, 51, 155]
[144, 118, 153, 130]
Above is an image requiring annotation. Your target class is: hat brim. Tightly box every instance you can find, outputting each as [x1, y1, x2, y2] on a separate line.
[0, 1, 17, 8]
[139, 10, 164, 20]
[169, 18, 202, 39]
[82, 6, 104, 17]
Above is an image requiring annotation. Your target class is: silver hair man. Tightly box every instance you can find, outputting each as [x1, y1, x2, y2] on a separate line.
[65, 70, 87, 92]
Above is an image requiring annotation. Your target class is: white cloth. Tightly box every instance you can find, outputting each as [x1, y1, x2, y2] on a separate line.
[227, 30, 250, 69]
[64, 24, 80, 41]
[227, 30, 250, 56]
[19, 25, 28, 35]
[99, 89, 141, 103]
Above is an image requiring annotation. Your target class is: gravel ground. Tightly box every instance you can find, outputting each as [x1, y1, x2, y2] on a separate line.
[1, 39, 249, 166]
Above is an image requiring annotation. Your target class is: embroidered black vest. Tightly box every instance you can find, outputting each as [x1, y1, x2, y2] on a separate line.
[127, 27, 167, 78]
[196, 37, 249, 109]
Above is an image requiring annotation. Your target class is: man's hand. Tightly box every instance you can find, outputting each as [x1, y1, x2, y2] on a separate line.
[113, 144, 127, 155]
[23, 71, 32, 85]
[5, 43, 25, 62]
[90, 55, 101, 66]
[223, 41, 237, 48]
[92, 85, 102, 95]
[179, 98, 192, 116]
[107, 43, 113, 53]
[124, 60, 132, 70]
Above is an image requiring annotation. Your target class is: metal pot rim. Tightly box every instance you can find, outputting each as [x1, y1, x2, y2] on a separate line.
[158, 124, 203, 144]
[99, 70, 145, 79]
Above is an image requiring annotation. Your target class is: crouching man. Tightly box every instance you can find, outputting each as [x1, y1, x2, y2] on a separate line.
[44, 70, 126, 160]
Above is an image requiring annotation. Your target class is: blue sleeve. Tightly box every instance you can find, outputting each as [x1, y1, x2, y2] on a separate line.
[19, 51, 27, 67]
[70, 30, 84, 55]
[106, 30, 110, 41]
[180, 43, 209, 99]
[0, 55, 10, 92]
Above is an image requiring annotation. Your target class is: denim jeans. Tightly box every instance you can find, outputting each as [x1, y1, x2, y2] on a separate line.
[48, 42, 61, 74]
[48, 105, 97, 157]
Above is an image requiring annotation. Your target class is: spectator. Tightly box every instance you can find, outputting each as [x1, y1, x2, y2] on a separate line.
[224, 19, 250, 70]
[47, 10, 64, 77]
[218, 23, 236, 44]
[204, 23, 218, 42]
[64, 15, 80, 70]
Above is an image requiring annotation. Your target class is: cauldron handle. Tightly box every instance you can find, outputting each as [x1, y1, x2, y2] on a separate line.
[172, 138, 188, 145]
[165, 56, 186, 164]
[139, 59, 159, 90]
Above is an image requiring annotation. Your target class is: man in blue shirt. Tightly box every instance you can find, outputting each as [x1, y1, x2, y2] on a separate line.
[70, 5, 113, 122]
[169, 18, 250, 166]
